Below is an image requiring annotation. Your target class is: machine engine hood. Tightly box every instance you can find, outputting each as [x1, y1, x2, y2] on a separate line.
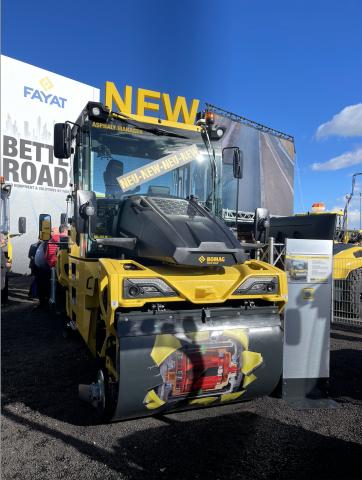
[115, 195, 247, 266]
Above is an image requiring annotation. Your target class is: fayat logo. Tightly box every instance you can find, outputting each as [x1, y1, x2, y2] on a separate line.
[23, 77, 67, 108]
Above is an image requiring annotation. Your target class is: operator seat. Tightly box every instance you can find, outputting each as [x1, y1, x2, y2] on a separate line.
[147, 185, 171, 196]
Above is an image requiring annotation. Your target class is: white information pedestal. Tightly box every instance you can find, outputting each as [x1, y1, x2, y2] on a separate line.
[282, 238, 337, 408]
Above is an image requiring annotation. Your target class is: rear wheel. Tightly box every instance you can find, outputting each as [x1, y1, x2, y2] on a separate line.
[87, 329, 119, 423]
[78, 366, 118, 423]
[96, 368, 118, 423]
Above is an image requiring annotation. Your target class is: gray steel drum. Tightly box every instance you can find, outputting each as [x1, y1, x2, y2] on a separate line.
[112, 305, 282, 420]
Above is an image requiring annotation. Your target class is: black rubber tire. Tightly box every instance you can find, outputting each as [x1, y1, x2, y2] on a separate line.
[94, 367, 118, 424]
[348, 268, 362, 316]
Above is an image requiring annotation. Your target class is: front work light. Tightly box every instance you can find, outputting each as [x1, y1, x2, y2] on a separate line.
[91, 106, 101, 117]
[232, 276, 278, 295]
[86, 102, 110, 123]
[123, 278, 178, 299]
[216, 127, 225, 138]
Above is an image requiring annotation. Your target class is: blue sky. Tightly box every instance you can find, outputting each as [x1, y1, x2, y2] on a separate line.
[2, 0, 362, 225]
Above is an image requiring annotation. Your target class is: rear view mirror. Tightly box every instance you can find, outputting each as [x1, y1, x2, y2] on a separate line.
[222, 147, 243, 179]
[39, 213, 52, 241]
[75, 190, 97, 234]
[254, 208, 270, 243]
[223, 147, 244, 228]
[54, 123, 72, 159]
[233, 149, 243, 179]
[18, 217, 26, 234]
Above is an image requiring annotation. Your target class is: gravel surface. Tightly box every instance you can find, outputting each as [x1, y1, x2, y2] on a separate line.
[2, 275, 362, 480]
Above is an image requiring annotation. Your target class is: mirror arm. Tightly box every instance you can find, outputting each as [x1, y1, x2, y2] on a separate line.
[87, 218, 97, 244]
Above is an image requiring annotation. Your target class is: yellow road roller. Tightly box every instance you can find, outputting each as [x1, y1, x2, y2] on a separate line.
[50, 102, 287, 421]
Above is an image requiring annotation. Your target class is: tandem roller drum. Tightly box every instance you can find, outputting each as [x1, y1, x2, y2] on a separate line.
[80, 306, 283, 422]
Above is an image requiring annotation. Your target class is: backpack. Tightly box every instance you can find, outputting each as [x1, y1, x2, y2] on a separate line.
[34, 242, 49, 271]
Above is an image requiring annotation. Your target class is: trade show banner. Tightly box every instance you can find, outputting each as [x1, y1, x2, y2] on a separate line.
[215, 113, 295, 216]
[0, 55, 100, 273]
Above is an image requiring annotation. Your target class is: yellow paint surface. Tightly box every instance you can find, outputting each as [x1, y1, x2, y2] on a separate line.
[150, 334, 182, 366]
[242, 351, 263, 375]
[189, 396, 218, 406]
[144, 389, 165, 410]
[223, 329, 249, 350]
[243, 373, 257, 388]
[220, 391, 245, 403]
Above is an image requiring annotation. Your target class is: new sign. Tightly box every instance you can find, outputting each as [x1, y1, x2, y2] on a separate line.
[105, 81, 200, 126]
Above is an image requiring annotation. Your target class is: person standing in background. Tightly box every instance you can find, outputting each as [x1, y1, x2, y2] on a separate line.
[34, 239, 50, 307]
[28, 237, 41, 299]
[46, 225, 68, 309]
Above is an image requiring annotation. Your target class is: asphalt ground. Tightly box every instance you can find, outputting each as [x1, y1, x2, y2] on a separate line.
[2, 274, 362, 480]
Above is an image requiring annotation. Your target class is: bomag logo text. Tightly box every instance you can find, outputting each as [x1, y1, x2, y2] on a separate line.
[198, 256, 225, 264]
[24, 77, 67, 108]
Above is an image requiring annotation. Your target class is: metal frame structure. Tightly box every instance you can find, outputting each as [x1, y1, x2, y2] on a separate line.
[260, 238, 286, 269]
[222, 209, 255, 223]
[205, 103, 294, 142]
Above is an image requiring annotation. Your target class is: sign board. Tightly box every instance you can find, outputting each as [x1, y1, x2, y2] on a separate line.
[283, 238, 333, 403]
[285, 254, 332, 283]
[0, 55, 100, 273]
[104, 82, 200, 125]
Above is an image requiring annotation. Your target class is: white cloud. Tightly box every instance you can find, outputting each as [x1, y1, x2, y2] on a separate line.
[316, 103, 362, 139]
[311, 147, 362, 171]
[331, 206, 361, 229]
[347, 209, 362, 229]
[331, 182, 362, 229]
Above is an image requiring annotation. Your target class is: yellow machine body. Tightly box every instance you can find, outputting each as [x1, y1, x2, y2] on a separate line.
[57, 238, 287, 420]
[58, 249, 288, 353]
[53, 101, 288, 421]
[333, 246, 362, 280]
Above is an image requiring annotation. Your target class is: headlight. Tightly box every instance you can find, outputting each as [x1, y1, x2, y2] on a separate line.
[123, 278, 178, 299]
[91, 106, 101, 116]
[232, 276, 278, 295]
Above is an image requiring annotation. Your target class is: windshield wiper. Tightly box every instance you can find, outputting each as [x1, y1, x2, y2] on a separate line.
[140, 126, 189, 139]
[110, 111, 189, 139]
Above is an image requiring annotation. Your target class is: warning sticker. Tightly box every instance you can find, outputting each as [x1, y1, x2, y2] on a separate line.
[117, 144, 200, 192]
[285, 255, 332, 283]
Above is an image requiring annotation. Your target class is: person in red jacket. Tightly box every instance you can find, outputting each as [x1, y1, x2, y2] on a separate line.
[46, 225, 67, 268]
[45, 225, 68, 310]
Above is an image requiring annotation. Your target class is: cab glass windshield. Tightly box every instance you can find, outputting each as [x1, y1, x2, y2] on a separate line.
[88, 119, 219, 207]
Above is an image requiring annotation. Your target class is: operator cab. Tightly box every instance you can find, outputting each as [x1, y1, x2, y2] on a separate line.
[54, 102, 247, 266]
